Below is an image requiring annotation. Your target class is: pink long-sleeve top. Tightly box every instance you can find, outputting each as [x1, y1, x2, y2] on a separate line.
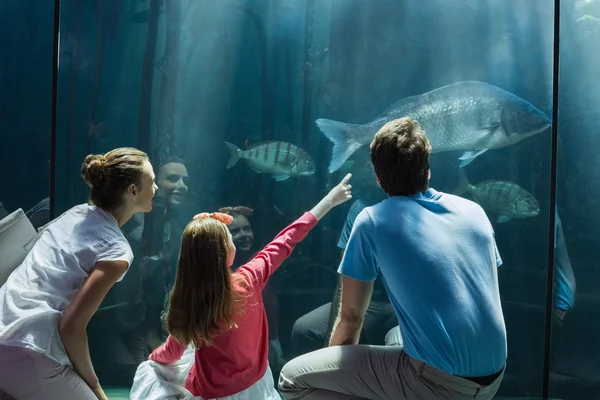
[148, 212, 318, 399]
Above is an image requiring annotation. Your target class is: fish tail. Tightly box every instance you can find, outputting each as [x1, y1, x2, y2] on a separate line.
[224, 141, 241, 169]
[316, 118, 365, 173]
[453, 168, 472, 196]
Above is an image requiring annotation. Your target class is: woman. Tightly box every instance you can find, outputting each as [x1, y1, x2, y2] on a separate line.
[0, 147, 157, 400]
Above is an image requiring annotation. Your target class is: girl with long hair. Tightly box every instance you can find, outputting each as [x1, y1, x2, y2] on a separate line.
[131, 174, 352, 399]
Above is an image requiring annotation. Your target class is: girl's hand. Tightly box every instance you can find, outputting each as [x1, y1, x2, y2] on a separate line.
[310, 174, 353, 221]
[325, 173, 353, 207]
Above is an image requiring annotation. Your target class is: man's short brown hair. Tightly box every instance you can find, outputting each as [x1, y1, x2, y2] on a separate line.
[370, 117, 431, 196]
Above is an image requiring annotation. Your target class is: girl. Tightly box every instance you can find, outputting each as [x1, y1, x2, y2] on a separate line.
[0, 147, 157, 400]
[131, 173, 353, 399]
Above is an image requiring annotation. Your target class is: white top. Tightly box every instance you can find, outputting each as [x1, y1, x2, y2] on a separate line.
[0, 204, 134, 367]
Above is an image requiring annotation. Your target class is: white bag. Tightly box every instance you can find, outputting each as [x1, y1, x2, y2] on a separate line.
[0, 209, 37, 287]
[131, 344, 281, 400]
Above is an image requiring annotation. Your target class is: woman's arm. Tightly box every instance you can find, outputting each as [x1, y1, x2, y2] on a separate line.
[59, 260, 129, 399]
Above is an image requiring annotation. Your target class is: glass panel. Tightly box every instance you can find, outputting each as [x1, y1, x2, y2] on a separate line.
[51, 0, 555, 398]
[549, 1, 599, 398]
[0, 0, 54, 228]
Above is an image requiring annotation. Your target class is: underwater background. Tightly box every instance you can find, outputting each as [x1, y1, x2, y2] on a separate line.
[2, 0, 600, 398]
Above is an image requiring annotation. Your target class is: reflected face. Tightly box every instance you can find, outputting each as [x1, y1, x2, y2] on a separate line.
[228, 215, 254, 252]
[156, 162, 189, 204]
[134, 160, 158, 213]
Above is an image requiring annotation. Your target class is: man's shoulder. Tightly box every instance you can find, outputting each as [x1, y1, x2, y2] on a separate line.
[439, 193, 494, 234]
[437, 191, 487, 214]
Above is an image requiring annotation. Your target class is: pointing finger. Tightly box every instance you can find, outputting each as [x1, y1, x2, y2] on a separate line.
[341, 173, 352, 185]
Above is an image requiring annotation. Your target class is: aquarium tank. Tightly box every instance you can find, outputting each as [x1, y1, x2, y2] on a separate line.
[1, 0, 600, 398]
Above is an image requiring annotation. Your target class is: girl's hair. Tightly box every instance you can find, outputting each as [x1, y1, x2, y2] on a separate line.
[81, 147, 149, 209]
[164, 217, 248, 347]
[218, 206, 253, 218]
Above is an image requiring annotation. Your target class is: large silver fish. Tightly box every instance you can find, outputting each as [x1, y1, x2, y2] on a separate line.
[316, 81, 551, 172]
[461, 180, 540, 223]
[225, 141, 316, 181]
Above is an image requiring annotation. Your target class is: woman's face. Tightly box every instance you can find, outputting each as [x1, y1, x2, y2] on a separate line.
[156, 162, 189, 205]
[228, 215, 254, 252]
[132, 160, 158, 213]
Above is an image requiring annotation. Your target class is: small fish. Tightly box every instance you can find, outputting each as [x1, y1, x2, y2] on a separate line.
[155, 56, 170, 75]
[313, 48, 329, 64]
[456, 172, 540, 223]
[316, 81, 551, 173]
[225, 141, 316, 181]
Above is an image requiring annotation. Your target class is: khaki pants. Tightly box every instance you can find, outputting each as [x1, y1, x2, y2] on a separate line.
[0, 344, 97, 400]
[279, 345, 504, 400]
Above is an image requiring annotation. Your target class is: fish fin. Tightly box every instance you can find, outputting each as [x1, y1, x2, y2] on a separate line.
[225, 142, 241, 169]
[497, 215, 512, 223]
[316, 119, 364, 173]
[453, 168, 472, 196]
[273, 174, 289, 182]
[458, 149, 488, 168]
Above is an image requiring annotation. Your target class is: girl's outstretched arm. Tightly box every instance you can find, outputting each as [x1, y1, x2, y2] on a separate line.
[239, 174, 352, 290]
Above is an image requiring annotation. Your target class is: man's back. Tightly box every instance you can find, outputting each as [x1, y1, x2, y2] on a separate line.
[340, 188, 507, 377]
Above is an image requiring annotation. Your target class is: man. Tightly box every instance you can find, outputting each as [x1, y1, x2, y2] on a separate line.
[279, 117, 507, 399]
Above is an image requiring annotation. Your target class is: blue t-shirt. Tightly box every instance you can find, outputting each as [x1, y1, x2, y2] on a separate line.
[338, 199, 387, 300]
[339, 188, 507, 377]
